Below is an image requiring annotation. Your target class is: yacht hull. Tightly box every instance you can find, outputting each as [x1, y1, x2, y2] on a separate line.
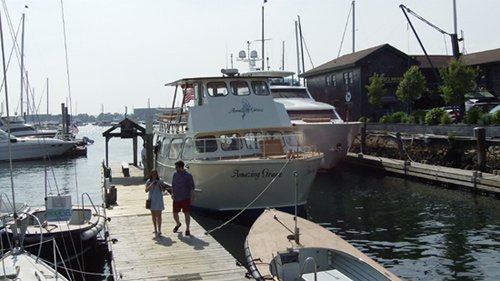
[0, 138, 74, 161]
[157, 155, 322, 211]
[293, 121, 361, 169]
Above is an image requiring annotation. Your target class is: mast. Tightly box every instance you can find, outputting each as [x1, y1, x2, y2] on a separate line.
[261, 5, 265, 70]
[46, 78, 49, 121]
[352, 0, 355, 53]
[20, 13, 25, 117]
[298, 16, 305, 82]
[294, 20, 300, 79]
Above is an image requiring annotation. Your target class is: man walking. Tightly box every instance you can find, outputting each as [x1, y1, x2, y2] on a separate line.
[171, 160, 195, 236]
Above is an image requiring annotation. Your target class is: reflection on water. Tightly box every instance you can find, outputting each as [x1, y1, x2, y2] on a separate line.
[194, 167, 500, 281]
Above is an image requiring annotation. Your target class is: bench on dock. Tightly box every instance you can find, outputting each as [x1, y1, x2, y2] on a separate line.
[121, 162, 130, 177]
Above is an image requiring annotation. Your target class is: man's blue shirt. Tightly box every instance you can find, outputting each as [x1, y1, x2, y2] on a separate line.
[172, 171, 195, 201]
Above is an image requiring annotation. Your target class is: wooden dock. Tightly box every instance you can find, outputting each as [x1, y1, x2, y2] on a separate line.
[102, 164, 248, 281]
[345, 152, 500, 195]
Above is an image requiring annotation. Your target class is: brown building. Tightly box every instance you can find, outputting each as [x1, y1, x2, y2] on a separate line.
[301, 44, 500, 121]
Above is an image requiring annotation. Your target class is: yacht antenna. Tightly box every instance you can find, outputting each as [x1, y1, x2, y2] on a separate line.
[261, 4, 265, 70]
[352, 0, 355, 53]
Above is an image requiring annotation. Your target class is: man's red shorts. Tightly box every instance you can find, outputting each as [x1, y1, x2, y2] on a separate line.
[173, 199, 191, 213]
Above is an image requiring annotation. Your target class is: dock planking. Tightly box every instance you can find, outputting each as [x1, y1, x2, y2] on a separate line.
[345, 152, 500, 195]
[103, 164, 247, 281]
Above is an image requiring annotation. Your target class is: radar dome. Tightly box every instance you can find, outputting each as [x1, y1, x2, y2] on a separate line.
[250, 50, 258, 58]
[238, 50, 246, 59]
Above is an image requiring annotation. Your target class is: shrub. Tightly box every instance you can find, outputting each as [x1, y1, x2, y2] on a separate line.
[478, 113, 491, 126]
[492, 111, 500, 125]
[391, 111, 407, 123]
[464, 108, 481, 124]
[411, 110, 426, 125]
[379, 115, 392, 124]
[440, 113, 452, 125]
[448, 131, 457, 145]
[359, 116, 370, 123]
[425, 108, 447, 125]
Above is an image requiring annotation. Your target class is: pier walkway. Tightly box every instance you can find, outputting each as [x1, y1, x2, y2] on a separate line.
[103, 164, 247, 281]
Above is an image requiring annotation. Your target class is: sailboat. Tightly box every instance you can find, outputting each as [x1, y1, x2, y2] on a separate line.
[0, 10, 69, 281]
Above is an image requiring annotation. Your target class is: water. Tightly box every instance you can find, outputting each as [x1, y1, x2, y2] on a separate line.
[2, 125, 500, 280]
[193, 165, 500, 281]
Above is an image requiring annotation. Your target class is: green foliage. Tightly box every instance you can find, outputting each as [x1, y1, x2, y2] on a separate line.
[390, 111, 407, 123]
[491, 111, 500, 125]
[365, 73, 386, 105]
[425, 108, 447, 125]
[478, 113, 491, 126]
[440, 113, 452, 125]
[439, 59, 479, 106]
[379, 115, 391, 124]
[448, 131, 457, 145]
[464, 108, 481, 124]
[396, 66, 426, 111]
[358, 116, 372, 123]
[411, 110, 427, 125]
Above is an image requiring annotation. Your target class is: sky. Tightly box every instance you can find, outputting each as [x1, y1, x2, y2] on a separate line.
[1, 0, 499, 116]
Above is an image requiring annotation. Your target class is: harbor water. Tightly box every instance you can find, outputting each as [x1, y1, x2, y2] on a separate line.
[1, 125, 499, 280]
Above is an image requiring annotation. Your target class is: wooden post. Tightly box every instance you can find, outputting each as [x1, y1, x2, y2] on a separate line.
[475, 127, 486, 171]
[145, 116, 154, 178]
[396, 132, 404, 160]
[133, 136, 138, 166]
[360, 122, 366, 154]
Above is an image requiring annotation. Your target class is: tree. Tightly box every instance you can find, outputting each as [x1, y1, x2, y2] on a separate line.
[396, 66, 426, 113]
[439, 58, 479, 111]
[365, 73, 386, 105]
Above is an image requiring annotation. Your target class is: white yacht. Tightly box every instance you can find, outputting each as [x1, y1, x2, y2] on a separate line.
[0, 116, 57, 138]
[154, 70, 323, 211]
[243, 71, 362, 169]
[0, 129, 75, 161]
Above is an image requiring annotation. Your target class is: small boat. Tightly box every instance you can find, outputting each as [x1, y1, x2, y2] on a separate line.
[3, 194, 106, 265]
[245, 209, 401, 281]
[154, 69, 323, 211]
[244, 71, 362, 170]
[0, 116, 57, 138]
[0, 129, 75, 161]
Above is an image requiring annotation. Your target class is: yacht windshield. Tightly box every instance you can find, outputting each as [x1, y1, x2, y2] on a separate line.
[271, 88, 310, 98]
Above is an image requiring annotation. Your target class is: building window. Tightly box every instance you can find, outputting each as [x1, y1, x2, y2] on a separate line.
[331, 75, 336, 87]
[325, 75, 330, 86]
[343, 72, 353, 84]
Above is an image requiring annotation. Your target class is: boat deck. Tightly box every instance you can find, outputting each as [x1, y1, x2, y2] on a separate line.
[103, 164, 247, 281]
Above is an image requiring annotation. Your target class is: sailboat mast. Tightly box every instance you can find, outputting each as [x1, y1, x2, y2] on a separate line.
[352, 0, 355, 53]
[294, 20, 300, 79]
[261, 5, 265, 70]
[20, 13, 25, 117]
[0, 8, 18, 217]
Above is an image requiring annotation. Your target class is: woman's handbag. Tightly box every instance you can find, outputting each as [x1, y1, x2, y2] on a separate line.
[146, 199, 151, 209]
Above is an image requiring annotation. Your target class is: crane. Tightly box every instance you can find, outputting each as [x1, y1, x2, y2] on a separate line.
[400, 4, 462, 82]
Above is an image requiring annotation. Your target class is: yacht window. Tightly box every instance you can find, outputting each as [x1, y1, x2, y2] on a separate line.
[251, 81, 270, 95]
[168, 138, 184, 160]
[183, 86, 195, 105]
[195, 136, 218, 153]
[182, 138, 194, 160]
[220, 133, 242, 151]
[230, 81, 250, 96]
[244, 133, 258, 149]
[207, 82, 228, 97]
[161, 139, 171, 155]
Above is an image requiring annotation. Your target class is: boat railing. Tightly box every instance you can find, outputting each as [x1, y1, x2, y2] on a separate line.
[299, 256, 318, 281]
[80, 192, 99, 216]
[157, 109, 188, 134]
[184, 134, 320, 161]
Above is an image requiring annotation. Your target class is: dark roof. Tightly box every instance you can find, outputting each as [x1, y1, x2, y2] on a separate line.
[462, 48, 500, 65]
[413, 55, 452, 68]
[300, 44, 409, 78]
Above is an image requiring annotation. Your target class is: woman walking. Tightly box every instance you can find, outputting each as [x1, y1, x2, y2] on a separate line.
[145, 170, 166, 237]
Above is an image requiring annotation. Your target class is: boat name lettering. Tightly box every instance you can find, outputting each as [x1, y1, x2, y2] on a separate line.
[228, 99, 263, 119]
[232, 169, 282, 179]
